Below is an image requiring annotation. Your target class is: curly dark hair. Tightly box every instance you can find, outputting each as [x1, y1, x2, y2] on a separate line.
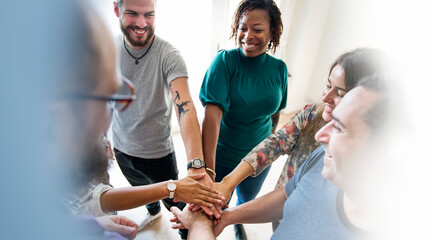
[230, 0, 283, 54]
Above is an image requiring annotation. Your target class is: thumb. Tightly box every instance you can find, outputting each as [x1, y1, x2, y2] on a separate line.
[170, 206, 182, 218]
[190, 172, 206, 180]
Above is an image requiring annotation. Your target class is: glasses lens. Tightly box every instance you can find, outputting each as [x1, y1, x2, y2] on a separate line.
[112, 77, 135, 111]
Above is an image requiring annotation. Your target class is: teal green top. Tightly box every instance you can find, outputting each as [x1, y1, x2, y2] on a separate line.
[199, 48, 288, 168]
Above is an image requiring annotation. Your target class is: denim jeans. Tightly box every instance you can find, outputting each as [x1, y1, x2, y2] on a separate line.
[216, 164, 271, 206]
[114, 149, 186, 214]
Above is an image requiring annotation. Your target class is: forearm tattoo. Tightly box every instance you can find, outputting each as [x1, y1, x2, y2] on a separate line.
[174, 90, 190, 121]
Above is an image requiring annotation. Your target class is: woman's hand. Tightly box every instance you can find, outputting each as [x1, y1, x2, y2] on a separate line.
[214, 181, 233, 207]
[173, 173, 225, 209]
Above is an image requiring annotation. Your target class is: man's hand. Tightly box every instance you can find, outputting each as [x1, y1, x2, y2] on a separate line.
[95, 215, 138, 240]
[173, 173, 225, 207]
[213, 211, 229, 237]
[187, 168, 223, 219]
[170, 206, 215, 240]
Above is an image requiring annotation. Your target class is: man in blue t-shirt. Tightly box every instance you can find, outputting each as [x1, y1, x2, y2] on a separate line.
[171, 73, 391, 240]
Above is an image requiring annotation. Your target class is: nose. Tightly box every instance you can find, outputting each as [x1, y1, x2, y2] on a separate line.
[322, 88, 334, 104]
[245, 29, 254, 40]
[315, 121, 332, 143]
[135, 15, 147, 28]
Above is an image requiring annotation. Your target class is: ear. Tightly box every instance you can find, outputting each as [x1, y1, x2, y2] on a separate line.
[113, 2, 120, 18]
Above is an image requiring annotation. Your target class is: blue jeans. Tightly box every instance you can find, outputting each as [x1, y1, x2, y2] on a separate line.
[216, 164, 271, 206]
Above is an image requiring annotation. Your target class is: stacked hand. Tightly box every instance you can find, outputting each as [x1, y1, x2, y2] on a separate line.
[186, 168, 224, 219]
[173, 172, 225, 210]
[186, 179, 233, 220]
[170, 206, 229, 238]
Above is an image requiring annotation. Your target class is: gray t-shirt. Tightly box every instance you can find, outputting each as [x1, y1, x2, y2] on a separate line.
[271, 146, 369, 240]
[113, 35, 188, 158]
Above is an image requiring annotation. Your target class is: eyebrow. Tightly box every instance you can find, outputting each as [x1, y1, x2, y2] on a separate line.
[332, 114, 347, 128]
[327, 79, 348, 92]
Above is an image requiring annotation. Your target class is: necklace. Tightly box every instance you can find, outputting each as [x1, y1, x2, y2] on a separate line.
[123, 36, 155, 65]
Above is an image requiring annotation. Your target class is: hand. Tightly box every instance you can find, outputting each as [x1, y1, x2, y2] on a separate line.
[169, 206, 211, 229]
[188, 180, 232, 217]
[95, 215, 138, 240]
[213, 217, 227, 237]
[173, 173, 225, 208]
[187, 168, 223, 219]
[212, 210, 230, 237]
[214, 181, 233, 207]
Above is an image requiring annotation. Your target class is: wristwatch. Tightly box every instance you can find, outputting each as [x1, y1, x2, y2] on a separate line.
[167, 180, 177, 199]
[186, 158, 206, 170]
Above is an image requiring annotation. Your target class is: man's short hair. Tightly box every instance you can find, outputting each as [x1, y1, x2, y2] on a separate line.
[115, 0, 156, 8]
[357, 72, 393, 134]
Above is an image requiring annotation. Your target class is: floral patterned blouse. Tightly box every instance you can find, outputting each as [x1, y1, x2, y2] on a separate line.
[243, 103, 325, 189]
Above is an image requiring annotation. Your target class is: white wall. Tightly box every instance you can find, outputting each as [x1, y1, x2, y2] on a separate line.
[281, 0, 332, 112]
[282, 0, 415, 112]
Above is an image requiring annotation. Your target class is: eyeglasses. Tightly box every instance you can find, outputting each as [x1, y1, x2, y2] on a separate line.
[67, 77, 136, 112]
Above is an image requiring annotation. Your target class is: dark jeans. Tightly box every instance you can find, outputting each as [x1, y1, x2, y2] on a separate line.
[216, 164, 271, 206]
[114, 149, 186, 214]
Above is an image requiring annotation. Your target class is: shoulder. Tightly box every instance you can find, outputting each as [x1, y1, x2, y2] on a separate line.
[209, 48, 238, 67]
[154, 36, 177, 52]
[301, 103, 324, 118]
[297, 145, 325, 176]
[267, 54, 287, 68]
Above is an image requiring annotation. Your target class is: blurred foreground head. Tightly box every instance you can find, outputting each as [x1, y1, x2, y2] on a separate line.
[50, 1, 121, 191]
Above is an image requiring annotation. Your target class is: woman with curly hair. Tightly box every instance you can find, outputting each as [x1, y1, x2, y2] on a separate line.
[199, 0, 287, 238]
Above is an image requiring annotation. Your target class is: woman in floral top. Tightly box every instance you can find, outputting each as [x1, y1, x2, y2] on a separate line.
[215, 48, 389, 208]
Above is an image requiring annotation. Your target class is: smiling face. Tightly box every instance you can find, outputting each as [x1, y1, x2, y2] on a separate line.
[114, 0, 155, 49]
[322, 65, 348, 122]
[315, 87, 380, 187]
[237, 9, 271, 57]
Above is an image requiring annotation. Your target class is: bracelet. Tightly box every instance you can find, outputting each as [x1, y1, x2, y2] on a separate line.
[205, 168, 216, 178]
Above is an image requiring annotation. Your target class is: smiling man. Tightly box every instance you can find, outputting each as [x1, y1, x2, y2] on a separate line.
[171, 72, 391, 240]
[111, 0, 216, 237]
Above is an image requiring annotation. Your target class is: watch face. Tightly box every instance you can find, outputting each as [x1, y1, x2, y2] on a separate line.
[168, 182, 177, 191]
[194, 159, 202, 166]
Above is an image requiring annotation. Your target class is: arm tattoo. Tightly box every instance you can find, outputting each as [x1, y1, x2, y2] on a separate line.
[174, 90, 190, 121]
[174, 91, 180, 101]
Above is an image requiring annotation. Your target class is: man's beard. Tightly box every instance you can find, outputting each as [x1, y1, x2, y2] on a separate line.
[121, 24, 154, 48]
[74, 139, 110, 189]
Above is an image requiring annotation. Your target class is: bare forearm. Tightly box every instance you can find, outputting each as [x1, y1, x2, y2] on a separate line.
[171, 78, 204, 161]
[222, 188, 287, 225]
[178, 109, 204, 160]
[100, 182, 168, 212]
[221, 161, 254, 191]
[188, 222, 215, 240]
[202, 104, 223, 171]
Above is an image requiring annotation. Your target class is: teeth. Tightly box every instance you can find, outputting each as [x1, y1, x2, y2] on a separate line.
[135, 29, 145, 34]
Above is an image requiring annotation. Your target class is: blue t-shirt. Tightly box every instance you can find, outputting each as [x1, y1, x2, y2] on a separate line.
[199, 48, 288, 168]
[271, 146, 369, 240]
